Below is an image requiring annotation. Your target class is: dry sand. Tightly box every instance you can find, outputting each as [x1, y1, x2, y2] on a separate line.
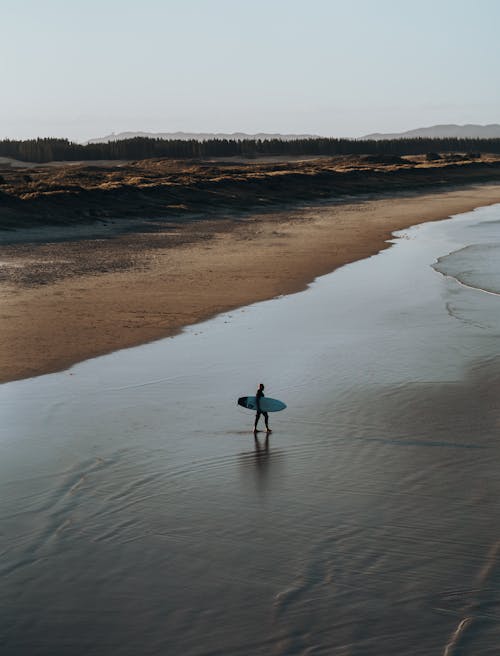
[2, 184, 500, 384]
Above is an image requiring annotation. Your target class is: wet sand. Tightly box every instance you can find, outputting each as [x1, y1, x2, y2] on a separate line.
[3, 203, 500, 654]
[3, 184, 500, 383]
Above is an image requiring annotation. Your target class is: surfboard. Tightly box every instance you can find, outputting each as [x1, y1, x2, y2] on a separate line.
[237, 396, 287, 412]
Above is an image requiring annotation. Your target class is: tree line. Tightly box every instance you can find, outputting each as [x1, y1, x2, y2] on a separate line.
[1, 136, 500, 163]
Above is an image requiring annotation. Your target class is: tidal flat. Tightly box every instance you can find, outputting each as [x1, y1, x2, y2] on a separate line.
[2, 202, 500, 654]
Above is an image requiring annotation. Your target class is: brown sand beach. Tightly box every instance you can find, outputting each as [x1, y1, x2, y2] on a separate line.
[2, 176, 500, 384]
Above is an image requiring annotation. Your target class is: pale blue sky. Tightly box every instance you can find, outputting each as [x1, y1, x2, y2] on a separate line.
[2, 0, 499, 140]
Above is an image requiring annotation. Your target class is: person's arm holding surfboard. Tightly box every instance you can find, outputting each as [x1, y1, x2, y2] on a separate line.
[256, 385, 263, 411]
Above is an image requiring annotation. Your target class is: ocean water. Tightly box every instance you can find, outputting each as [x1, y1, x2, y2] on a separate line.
[2, 204, 500, 655]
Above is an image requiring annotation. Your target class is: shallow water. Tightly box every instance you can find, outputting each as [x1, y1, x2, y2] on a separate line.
[3, 204, 500, 655]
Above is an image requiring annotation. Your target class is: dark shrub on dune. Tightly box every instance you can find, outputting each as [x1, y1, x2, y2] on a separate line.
[362, 154, 408, 165]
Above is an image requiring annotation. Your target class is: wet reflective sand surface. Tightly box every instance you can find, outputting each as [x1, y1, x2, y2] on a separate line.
[3, 204, 500, 655]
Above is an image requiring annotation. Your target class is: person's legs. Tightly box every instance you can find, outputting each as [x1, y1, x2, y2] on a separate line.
[264, 412, 271, 432]
[254, 411, 261, 431]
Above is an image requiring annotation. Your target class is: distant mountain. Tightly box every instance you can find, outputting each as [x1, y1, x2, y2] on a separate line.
[361, 124, 500, 140]
[87, 131, 319, 144]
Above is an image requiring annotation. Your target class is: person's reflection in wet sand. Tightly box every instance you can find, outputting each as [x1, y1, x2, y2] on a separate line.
[239, 432, 282, 494]
[254, 432, 270, 457]
[253, 432, 271, 489]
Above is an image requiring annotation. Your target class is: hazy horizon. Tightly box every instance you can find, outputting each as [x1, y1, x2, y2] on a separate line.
[2, 0, 499, 142]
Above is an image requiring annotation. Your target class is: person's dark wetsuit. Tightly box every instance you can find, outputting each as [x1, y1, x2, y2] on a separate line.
[254, 383, 271, 433]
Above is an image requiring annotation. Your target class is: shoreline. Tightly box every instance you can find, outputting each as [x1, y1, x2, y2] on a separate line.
[2, 183, 500, 384]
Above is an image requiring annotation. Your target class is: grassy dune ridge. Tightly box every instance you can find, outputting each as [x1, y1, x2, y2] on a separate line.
[2, 154, 500, 229]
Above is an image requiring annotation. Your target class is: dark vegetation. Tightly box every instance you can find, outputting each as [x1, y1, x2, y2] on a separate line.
[2, 136, 500, 163]
[2, 154, 500, 230]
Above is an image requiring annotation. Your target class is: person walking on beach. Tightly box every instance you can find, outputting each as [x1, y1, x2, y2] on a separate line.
[254, 383, 272, 433]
